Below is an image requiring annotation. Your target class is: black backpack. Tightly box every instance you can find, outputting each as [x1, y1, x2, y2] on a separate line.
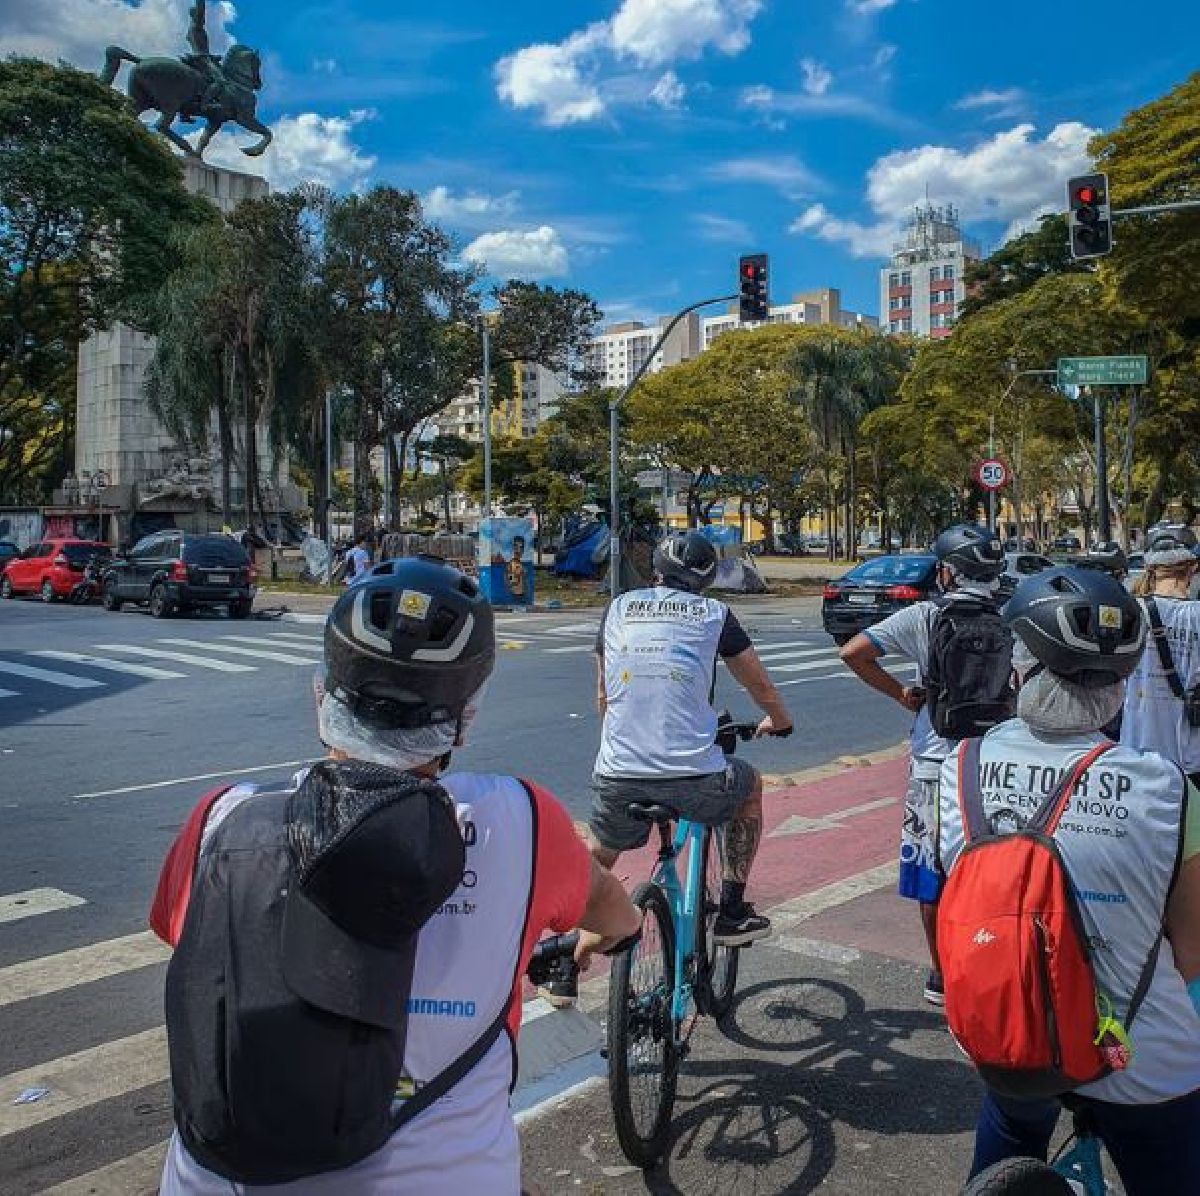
[165, 771, 509, 1185]
[925, 597, 1016, 740]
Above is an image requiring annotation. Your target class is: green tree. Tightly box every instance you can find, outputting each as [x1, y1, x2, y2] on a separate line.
[0, 58, 210, 500]
[960, 214, 1086, 319]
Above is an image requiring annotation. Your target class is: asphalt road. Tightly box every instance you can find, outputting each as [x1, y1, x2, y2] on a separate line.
[0, 591, 915, 1193]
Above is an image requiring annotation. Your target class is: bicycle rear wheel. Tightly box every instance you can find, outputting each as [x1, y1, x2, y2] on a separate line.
[607, 881, 678, 1168]
[694, 827, 739, 1021]
[961, 1158, 1073, 1195]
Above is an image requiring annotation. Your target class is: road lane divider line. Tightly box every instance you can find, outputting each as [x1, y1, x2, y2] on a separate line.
[0, 1026, 166, 1138]
[0, 888, 87, 926]
[0, 931, 169, 1008]
[543, 644, 593, 654]
[94, 645, 255, 673]
[219, 635, 322, 653]
[40, 1142, 168, 1196]
[29, 651, 186, 681]
[70, 759, 316, 802]
[155, 639, 317, 666]
[0, 661, 104, 690]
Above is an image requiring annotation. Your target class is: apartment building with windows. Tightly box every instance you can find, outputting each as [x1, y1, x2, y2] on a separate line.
[434, 363, 565, 445]
[583, 314, 702, 390]
[879, 204, 980, 339]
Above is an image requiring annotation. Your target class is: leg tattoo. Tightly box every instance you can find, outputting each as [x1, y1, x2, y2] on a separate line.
[724, 811, 762, 885]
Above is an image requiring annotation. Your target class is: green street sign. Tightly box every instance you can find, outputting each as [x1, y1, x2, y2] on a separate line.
[1057, 355, 1149, 386]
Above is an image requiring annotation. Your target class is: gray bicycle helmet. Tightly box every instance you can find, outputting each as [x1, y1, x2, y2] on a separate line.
[324, 556, 495, 728]
[934, 524, 1004, 581]
[1004, 567, 1145, 688]
[653, 530, 718, 593]
[1144, 525, 1199, 567]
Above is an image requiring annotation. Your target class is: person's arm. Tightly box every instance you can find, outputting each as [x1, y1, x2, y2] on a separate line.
[725, 647, 792, 736]
[1167, 782, 1200, 996]
[595, 654, 607, 714]
[840, 632, 924, 712]
[577, 858, 641, 956]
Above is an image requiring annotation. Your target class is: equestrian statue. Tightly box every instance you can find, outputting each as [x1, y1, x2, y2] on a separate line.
[100, 1, 272, 161]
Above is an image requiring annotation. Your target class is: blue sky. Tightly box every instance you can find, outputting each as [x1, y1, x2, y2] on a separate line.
[4, 0, 1196, 323]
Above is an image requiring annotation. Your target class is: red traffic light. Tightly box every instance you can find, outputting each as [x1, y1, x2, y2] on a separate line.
[742, 263, 756, 278]
[1075, 185, 1097, 205]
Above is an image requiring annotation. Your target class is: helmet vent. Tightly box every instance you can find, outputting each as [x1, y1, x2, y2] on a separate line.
[429, 606, 458, 643]
[457, 576, 478, 598]
[370, 591, 393, 632]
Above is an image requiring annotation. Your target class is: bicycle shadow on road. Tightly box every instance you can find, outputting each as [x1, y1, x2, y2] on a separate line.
[640, 975, 980, 1196]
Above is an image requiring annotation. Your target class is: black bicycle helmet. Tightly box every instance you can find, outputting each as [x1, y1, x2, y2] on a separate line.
[933, 523, 1005, 581]
[324, 556, 495, 729]
[1004, 566, 1145, 688]
[653, 530, 718, 593]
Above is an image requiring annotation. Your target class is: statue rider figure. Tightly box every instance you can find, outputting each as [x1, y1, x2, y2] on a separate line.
[179, 3, 228, 122]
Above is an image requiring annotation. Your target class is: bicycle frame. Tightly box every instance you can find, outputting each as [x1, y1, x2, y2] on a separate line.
[648, 817, 707, 1028]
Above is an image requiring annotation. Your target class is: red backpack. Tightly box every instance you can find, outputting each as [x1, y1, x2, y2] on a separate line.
[938, 738, 1161, 1100]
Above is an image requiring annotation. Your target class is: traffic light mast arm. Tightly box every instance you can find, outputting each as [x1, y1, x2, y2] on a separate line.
[1111, 198, 1200, 218]
[607, 291, 736, 598]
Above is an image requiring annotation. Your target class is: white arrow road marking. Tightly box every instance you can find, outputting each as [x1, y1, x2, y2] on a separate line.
[768, 795, 898, 838]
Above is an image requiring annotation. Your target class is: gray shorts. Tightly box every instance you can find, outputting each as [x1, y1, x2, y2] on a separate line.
[589, 757, 760, 852]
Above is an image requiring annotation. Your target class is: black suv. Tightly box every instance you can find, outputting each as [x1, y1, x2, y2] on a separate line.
[102, 532, 256, 618]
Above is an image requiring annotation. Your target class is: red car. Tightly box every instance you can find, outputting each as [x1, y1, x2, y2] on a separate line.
[0, 539, 112, 602]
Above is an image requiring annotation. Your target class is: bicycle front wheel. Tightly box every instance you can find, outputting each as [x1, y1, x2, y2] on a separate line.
[607, 881, 679, 1168]
[961, 1158, 1073, 1195]
[695, 826, 739, 1021]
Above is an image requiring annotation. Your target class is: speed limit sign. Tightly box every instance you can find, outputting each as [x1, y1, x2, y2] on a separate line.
[975, 458, 1009, 492]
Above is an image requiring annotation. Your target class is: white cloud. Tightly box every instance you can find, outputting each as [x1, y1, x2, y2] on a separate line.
[800, 58, 833, 97]
[707, 154, 823, 197]
[649, 70, 687, 110]
[847, 0, 900, 14]
[463, 226, 569, 278]
[311, 57, 339, 75]
[494, 26, 607, 128]
[422, 186, 521, 226]
[955, 87, 1027, 120]
[495, 0, 762, 125]
[608, 0, 762, 66]
[740, 81, 912, 130]
[792, 121, 1097, 258]
[206, 109, 377, 192]
[1, 0, 236, 67]
[693, 214, 753, 244]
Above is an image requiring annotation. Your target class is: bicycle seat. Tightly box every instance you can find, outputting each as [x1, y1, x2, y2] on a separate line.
[625, 802, 677, 826]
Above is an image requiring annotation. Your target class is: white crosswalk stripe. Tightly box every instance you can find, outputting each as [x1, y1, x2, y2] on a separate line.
[0, 931, 167, 1008]
[267, 632, 324, 647]
[94, 644, 256, 673]
[29, 650, 187, 680]
[219, 634, 323, 654]
[0, 660, 104, 689]
[156, 638, 318, 666]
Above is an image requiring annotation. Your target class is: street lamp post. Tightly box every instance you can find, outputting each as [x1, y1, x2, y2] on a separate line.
[608, 294, 734, 596]
[480, 314, 492, 523]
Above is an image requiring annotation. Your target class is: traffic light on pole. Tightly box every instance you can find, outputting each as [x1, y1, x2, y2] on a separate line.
[738, 254, 769, 323]
[1067, 173, 1113, 260]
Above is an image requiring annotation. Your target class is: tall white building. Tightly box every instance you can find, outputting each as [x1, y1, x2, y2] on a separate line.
[584, 314, 701, 390]
[879, 204, 980, 339]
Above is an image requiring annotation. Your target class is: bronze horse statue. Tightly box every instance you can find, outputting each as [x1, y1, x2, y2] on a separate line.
[100, 2, 272, 161]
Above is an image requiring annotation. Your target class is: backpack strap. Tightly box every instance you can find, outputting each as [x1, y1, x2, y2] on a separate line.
[388, 1001, 511, 1133]
[1145, 598, 1188, 700]
[1030, 742, 1115, 836]
[955, 737, 990, 844]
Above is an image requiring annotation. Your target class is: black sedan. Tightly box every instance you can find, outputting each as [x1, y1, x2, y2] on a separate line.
[822, 553, 938, 645]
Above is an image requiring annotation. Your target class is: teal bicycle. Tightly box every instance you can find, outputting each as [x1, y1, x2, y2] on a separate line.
[605, 717, 788, 1168]
[963, 1104, 1108, 1195]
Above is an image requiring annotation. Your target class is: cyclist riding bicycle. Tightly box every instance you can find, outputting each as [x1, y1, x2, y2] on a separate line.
[152, 557, 640, 1194]
[939, 567, 1200, 1194]
[546, 530, 792, 1003]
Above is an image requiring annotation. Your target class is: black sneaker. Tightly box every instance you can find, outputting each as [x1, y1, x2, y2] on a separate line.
[713, 904, 772, 946]
[534, 954, 579, 1009]
[923, 970, 945, 1008]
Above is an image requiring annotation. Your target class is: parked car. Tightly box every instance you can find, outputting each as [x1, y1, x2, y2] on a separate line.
[0, 541, 19, 572]
[998, 551, 1055, 601]
[1050, 534, 1083, 554]
[101, 532, 256, 618]
[0, 539, 112, 602]
[821, 553, 938, 645]
[1003, 537, 1039, 553]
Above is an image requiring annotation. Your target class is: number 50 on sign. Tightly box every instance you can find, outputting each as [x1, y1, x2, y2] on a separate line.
[975, 458, 1008, 491]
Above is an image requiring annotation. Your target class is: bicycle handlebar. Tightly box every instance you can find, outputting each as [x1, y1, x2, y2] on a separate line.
[526, 931, 580, 984]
